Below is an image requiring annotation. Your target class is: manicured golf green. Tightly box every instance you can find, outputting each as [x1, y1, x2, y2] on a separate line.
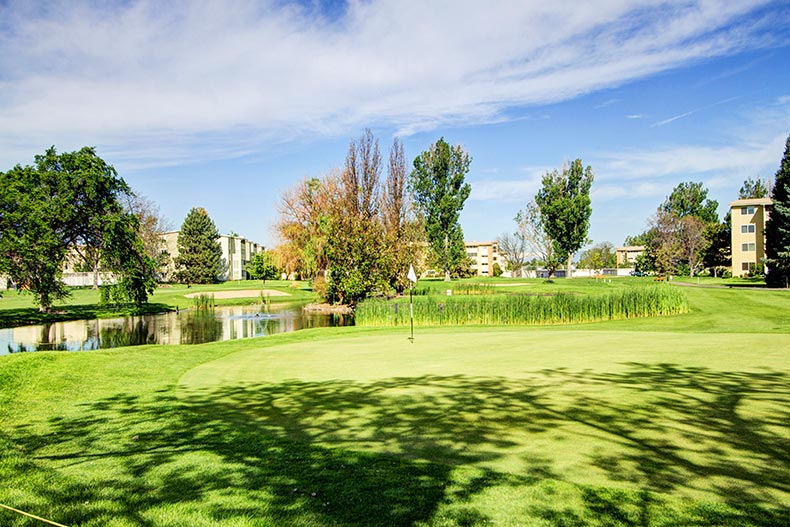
[1, 283, 788, 526]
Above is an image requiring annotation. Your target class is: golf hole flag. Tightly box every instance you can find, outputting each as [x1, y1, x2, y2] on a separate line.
[408, 264, 418, 284]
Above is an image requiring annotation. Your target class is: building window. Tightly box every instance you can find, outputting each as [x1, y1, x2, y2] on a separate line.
[742, 262, 754, 272]
[741, 243, 756, 252]
[741, 224, 756, 233]
[741, 206, 755, 215]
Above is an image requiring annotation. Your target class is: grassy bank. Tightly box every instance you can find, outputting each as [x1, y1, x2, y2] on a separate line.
[0, 285, 788, 525]
[0, 280, 316, 329]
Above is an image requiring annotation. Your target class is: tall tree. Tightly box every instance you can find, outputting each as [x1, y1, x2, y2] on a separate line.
[535, 159, 594, 277]
[410, 138, 472, 281]
[125, 194, 173, 280]
[661, 181, 719, 224]
[174, 207, 223, 284]
[0, 147, 154, 311]
[514, 200, 562, 276]
[275, 175, 336, 279]
[497, 231, 528, 277]
[765, 135, 790, 287]
[325, 130, 387, 304]
[381, 137, 424, 293]
[739, 177, 772, 199]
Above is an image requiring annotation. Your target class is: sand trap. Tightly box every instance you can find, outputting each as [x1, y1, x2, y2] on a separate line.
[184, 289, 291, 299]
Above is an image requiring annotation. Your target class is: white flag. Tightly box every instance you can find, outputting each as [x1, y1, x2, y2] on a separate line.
[407, 264, 418, 284]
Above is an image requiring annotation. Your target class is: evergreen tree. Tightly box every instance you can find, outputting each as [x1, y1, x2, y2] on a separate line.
[410, 138, 472, 281]
[175, 208, 223, 284]
[765, 135, 790, 288]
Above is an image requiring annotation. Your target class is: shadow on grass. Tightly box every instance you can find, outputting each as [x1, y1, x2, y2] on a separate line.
[0, 303, 172, 329]
[3, 364, 788, 526]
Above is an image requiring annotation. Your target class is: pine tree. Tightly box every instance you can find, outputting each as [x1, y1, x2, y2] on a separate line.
[175, 207, 223, 284]
[765, 135, 790, 288]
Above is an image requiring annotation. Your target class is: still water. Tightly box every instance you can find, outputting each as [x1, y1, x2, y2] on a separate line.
[0, 304, 351, 354]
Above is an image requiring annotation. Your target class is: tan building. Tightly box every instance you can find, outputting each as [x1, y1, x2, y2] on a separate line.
[730, 198, 772, 277]
[615, 246, 645, 268]
[161, 231, 264, 281]
[465, 241, 500, 276]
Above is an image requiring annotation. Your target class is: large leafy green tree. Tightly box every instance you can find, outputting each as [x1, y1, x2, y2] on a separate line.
[175, 208, 223, 284]
[410, 138, 472, 281]
[661, 181, 719, 223]
[535, 159, 594, 277]
[0, 147, 155, 311]
[765, 135, 790, 288]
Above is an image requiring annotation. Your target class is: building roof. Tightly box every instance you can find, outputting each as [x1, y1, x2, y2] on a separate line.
[728, 198, 773, 207]
[616, 246, 645, 251]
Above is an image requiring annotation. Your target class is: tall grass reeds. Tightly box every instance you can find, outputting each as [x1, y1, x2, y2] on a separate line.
[451, 283, 496, 295]
[356, 285, 687, 326]
[192, 293, 215, 311]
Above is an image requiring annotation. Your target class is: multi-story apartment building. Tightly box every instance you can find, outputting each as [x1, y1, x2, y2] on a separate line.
[160, 231, 264, 281]
[615, 246, 645, 268]
[729, 197, 772, 277]
[464, 241, 500, 276]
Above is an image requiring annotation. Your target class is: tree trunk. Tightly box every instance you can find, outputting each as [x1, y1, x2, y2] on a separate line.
[566, 253, 573, 278]
[444, 233, 451, 282]
[93, 261, 99, 289]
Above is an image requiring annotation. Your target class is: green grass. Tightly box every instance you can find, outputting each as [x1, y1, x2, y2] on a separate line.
[0, 280, 317, 328]
[0, 284, 788, 526]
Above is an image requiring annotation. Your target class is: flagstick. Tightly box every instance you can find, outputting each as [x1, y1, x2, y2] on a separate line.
[409, 284, 414, 343]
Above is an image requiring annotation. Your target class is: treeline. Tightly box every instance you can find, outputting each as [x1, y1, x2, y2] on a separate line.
[273, 131, 472, 305]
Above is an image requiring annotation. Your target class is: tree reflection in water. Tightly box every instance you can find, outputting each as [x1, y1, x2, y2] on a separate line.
[1, 304, 351, 353]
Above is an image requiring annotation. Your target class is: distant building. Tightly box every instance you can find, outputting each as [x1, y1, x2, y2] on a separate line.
[729, 198, 772, 277]
[615, 246, 645, 268]
[464, 241, 500, 276]
[160, 231, 264, 281]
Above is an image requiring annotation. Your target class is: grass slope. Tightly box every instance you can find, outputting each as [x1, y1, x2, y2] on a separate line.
[0, 284, 788, 526]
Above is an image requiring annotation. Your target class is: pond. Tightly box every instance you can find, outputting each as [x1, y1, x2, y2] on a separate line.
[0, 304, 352, 354]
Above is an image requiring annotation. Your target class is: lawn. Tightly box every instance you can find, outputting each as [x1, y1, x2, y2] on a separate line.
[0, 283, 788, 526]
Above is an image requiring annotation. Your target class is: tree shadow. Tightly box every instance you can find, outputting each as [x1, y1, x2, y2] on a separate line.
[3, 363, 788, 526]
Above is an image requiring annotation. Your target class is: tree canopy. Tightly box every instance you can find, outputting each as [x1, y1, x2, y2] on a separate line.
[246, 250, 279, 283]
[175, 208, 223, 284]
[739, 177, 772, 199]
[410, 138, 472, 281]
[765, 135, 790, 287]
[535, 159, 594, 277]
[661, 181, 719, 223]
[0, 146, 155, 311]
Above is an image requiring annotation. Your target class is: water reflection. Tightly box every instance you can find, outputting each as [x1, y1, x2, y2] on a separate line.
[0, 304, 351, 353]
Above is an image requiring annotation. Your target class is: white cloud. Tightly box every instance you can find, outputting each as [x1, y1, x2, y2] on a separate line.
[0, 0, 784, 167]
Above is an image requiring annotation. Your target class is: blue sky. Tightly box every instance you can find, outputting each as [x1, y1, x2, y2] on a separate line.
[1, 0, 789, 250]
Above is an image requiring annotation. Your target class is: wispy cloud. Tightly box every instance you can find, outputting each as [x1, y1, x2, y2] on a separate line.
[651, 95, 744, 127]
[626, 114, 646, 119]
[0, 0, 784, 167]
[595, 99, 620, 109]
